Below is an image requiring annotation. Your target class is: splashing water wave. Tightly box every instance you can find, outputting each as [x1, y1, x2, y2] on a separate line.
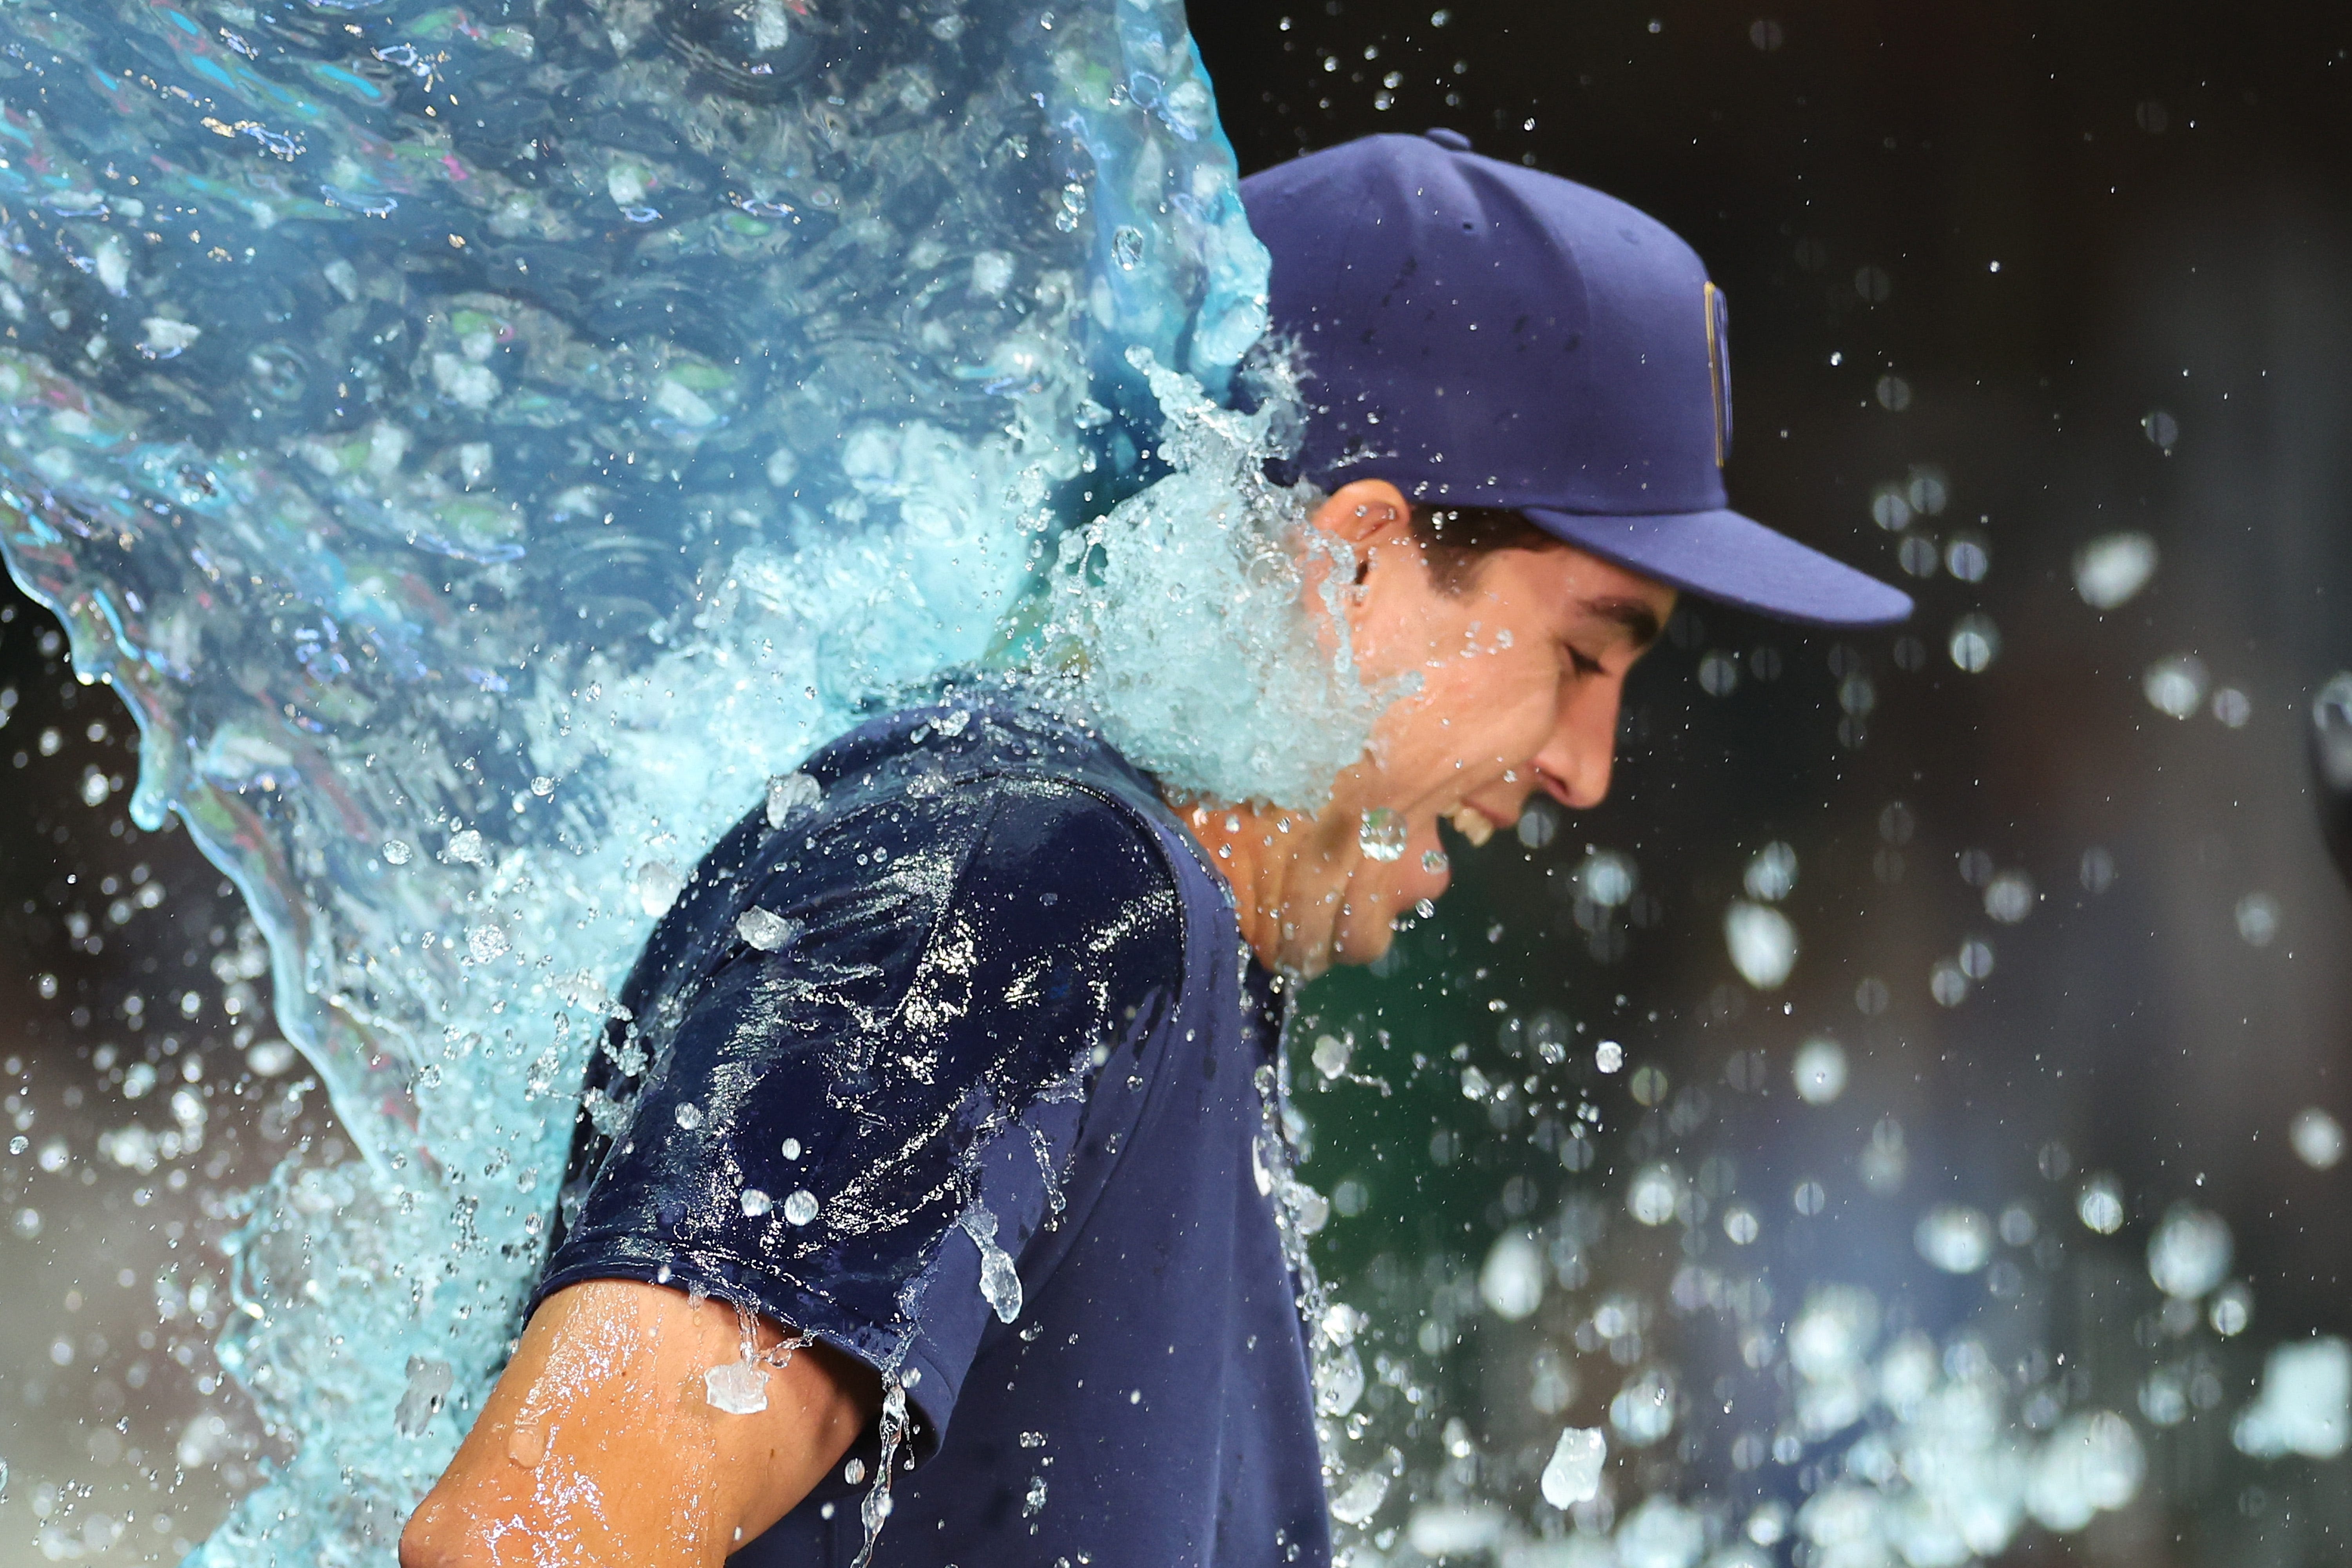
[0, 0, 1290, 1558]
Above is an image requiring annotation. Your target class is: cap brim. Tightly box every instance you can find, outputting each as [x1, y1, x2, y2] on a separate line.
[1521, 506, 1913, 628]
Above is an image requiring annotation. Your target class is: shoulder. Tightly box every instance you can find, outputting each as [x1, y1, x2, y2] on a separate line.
[736, 706, 1192, 1005]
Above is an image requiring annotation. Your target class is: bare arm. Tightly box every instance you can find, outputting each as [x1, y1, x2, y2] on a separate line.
[400, 1279, 880, 1568]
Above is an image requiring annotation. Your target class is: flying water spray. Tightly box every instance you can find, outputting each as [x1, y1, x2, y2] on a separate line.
[0, 0, 1277, 1557]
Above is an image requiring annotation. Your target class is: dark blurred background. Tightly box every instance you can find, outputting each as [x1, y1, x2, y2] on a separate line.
[5, 0, 2352, 1562]
[1186, 1, 2352, 1564]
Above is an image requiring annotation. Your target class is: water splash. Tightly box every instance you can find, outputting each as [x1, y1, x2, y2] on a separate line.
[0, 0, 1273, 1558]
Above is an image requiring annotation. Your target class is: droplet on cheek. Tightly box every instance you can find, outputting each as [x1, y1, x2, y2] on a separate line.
[507, 1421, 548, 1469]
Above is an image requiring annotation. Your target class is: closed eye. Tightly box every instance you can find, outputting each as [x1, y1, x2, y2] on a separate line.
[1566, 644, 1605, 678]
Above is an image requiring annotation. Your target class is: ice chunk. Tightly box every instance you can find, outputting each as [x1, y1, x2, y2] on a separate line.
[1310, 1034, 1350, 1079]
[2234, 1338, 2350, 1459]
[782, 1189, 819, 1226]
[1724, 900, 1798, 989]
[439, 829, 486, 866]
[1914, 1205, 1993, 1273]
[2027, 1410, 2143, 1530]
[2074, 532, 2158, 609]
[1357, 808, 1408, 862]
[960, 1200, 1024, 1323]
[635, 860, 686, 917]
[765, 771, 824, 829]
[704, 1360, 770, 1416]
[393, 1357, 454, 1436]
[2147, 1207, 2231, 1299]
[1326, 1468, 1389, 1526]
[1613, 1496, 1704, 1568]
[1540, 1425, 1607, 1508]
[1406, 1505, 1504, 1558]
[737, 908, 798, 951]
[1594, 1039, 1624, 1073]
[1477, 1233, 1544, 1320]
[741, 1189, 773, 1218]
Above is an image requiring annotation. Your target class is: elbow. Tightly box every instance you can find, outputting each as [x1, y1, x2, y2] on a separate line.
[399, 1492, 482, 1568]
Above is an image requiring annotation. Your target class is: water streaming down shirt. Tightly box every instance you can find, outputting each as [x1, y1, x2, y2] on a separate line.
[538, 686, 1332, 1567]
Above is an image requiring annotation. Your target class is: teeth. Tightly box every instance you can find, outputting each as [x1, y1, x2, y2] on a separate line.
[1448, 807, 1494, 847]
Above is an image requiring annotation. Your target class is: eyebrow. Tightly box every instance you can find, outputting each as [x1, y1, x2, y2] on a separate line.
[1577, 596, 1664, 650]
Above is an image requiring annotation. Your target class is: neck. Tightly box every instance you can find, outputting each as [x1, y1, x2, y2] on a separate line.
[1171, 796, 1314, 975]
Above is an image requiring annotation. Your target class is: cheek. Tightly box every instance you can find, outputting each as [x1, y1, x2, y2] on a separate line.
[1408, 651, 1560, 770]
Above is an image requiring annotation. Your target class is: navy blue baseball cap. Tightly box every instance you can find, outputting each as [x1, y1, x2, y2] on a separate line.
[1240, 130, 1912, 627]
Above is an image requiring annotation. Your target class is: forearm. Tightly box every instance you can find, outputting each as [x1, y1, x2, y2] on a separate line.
[401, 1279, 878, 1568]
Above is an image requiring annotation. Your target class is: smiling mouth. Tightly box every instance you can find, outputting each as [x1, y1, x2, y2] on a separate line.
[1446, 805, 1496, 847]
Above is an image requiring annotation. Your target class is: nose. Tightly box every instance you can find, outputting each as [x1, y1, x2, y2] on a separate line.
[1533, 673, 1626, 810]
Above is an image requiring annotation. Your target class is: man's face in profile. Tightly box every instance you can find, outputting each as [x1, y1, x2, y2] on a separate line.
[1192, 479, 1675, 975]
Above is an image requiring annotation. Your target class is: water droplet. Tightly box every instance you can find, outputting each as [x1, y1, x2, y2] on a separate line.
[2144, 653, 2209, 719]
[1626, 1162, 1682, 1227]
[674, 1102, 704, 1131]
[1357, 808, 1408, 861]
[960, 1200, 1024, 1321]
[781, 1137, 803, 1161]
[2074, 532, 2159, 609]
[2147, 1206, 2231, 1298]
[741, 1188, 773, 1218]
[1724, 900, 1798, 989]
[1792, 1037, 1847, 1104]
[1421, 847, 1448, 874]
[465, 924, 510, 962]
[2076, 1174, 2126, 1234]
[506, 1422, 547, 1468]
[2291, 1108, 2344, 1169]
[1915, 1205, 1993, 1272]
[1984, 869, 2035, 924]
[441, 828, 487, 866]
[1948, 613, 2000, 673]
[2235, 892, 2280, 947]
[1594, 1040, 1623, 1074]
[783, 1189, 819, 1226]
[1311, 1034, 1351, 1079]
[1742, 841, 1797, 902]
[1111, 225, 1144, 270]
[843, 1456, 867, 1485]
[1477, 1233, 1544, 1318]
[381, 840, 412, 865]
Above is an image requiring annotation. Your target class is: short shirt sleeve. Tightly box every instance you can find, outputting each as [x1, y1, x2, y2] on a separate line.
[534, 765, 1183, 1456]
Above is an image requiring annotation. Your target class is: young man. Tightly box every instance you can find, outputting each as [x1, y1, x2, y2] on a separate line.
[402, 130, 1909, 1568]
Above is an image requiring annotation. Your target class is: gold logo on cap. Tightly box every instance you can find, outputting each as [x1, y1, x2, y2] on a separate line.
[1703, 281, 1732, 469]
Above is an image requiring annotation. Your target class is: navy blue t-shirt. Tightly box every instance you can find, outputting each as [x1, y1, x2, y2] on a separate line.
[535, 688, 1332, 1568]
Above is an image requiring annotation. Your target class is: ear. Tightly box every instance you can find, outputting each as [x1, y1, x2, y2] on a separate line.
[1307, 479, 1413, 548]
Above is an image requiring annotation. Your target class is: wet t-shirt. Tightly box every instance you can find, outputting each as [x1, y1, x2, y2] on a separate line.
[535, 690, 1332, 1568]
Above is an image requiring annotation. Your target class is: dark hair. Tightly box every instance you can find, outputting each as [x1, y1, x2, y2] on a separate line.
[1407, 504, 1563, 593]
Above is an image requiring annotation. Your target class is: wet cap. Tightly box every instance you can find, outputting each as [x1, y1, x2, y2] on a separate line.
[1240, 131, 1912, 627]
